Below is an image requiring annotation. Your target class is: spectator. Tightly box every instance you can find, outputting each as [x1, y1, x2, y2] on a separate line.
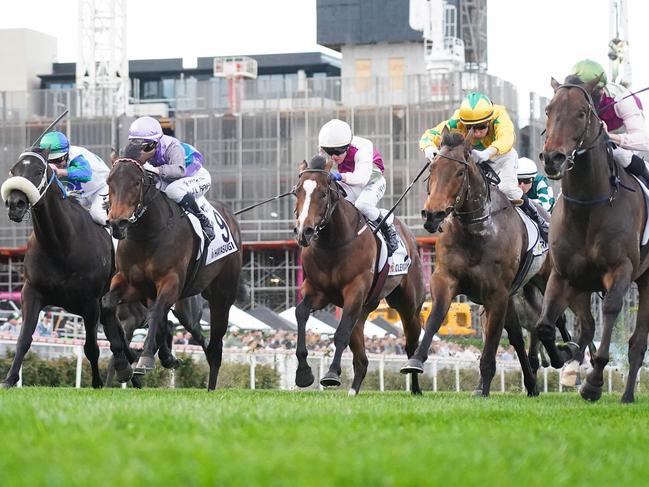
[0, 314, 21, 335]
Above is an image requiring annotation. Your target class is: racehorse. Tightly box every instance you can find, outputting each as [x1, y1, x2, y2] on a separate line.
[102, 143, 243, 390]
[401, 130, 594, 396]
[0, 146, 136, 388]
[539, 76, 649, 403]
[293, 155, 426, 395]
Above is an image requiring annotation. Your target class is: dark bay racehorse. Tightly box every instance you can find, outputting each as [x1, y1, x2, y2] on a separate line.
[0, 147, 134, 388]
[539, 76, 649, 403]
[102, 144, 242, 390]
[401, 131, 593, 396]
[294, 156, 426, 395]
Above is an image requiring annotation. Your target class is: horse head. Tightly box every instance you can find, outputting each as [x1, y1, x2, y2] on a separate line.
[1, 147, 53, 222]
[421, 128, 475, 233]
[293, 154, 339, 247]
[541, 75, 603, 179]
[107, 157, 155, 239]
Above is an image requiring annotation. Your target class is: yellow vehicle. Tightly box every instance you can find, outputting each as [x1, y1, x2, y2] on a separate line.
[369, 300, 475, 336]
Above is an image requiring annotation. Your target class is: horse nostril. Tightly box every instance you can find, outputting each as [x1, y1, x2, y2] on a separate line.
[551, 152, 567, 165]
[293, 227, 298, 234]
[421, 210, 429, 219]
[303, 227, 314, 238]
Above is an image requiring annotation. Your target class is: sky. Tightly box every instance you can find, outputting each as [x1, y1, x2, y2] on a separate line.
[1, 0, 647, 106]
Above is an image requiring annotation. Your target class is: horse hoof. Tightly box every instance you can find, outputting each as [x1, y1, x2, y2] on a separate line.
[136, 355, 155, 371]
[347, 388, 358, 396]
[400, 359, 424, 375]
[411, 388, 423, 396]
[131, 375, 143, 389]
[579, 380, 602, 402]
[472, 389, 488, 397]
[132, 367, 147, 376]
[527, 386, 540, 397]
[0, 381, 14, 389]
[560, 360, 580, 387]
[92, 379, 104, 389]
[160, 356, 181, 369]
[295, 367, 315, 388]
[621, 393, 634, 404]
[320, 373, 341, 388]
[116, 364, 133, 383]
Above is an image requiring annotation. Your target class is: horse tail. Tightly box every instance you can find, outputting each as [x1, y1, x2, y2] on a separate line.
[236, 280, 250, 305]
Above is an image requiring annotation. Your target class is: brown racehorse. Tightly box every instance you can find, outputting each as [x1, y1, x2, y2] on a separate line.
[400, 130, 594, 396]
[539, 76, 649, 403]
[101, 145, 243, 390]
[293, 155, 426, 395]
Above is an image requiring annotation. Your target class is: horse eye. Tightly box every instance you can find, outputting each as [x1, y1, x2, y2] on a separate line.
[321, 192, 327, 198]
[578, 111, 586, 119]
[457, 170, 464, 178]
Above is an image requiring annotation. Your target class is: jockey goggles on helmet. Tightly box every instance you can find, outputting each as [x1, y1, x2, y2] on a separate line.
[131, 139, 158, 152]
[322, 145, 349, 156]
[471, 123, 489, 131]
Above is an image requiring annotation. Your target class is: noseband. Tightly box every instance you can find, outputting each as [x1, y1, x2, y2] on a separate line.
[296, 169, 341, 240]
[112, 158, 158, 223]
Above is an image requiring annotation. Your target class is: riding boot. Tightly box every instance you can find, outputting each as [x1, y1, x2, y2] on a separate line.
[521, 193, 549, 242]
[626, 155, 649, 185]
[178, 194, 215, 241]
[374, 217, 399, 257]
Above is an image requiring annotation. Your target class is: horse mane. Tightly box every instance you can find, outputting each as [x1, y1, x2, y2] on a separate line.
[308, 154, 327, 170]
[440, 132, 465, 149]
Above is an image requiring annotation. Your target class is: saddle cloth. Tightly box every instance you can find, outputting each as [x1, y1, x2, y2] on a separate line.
[186, 197, 238, 265]
[514, 207, 548, 256]
[367, 221, 411, 276]
[630, 175, 649, 246]
[509, 207, 549, 295]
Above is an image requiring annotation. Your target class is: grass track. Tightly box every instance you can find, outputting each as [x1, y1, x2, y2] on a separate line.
[0, 389, 647, 486]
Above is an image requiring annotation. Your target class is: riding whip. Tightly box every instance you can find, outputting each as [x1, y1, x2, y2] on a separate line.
[599, 85, 649, 114]
[30, 109, 70, 148]
[234, 189, 295, 216]
[372, 159, 430, 235]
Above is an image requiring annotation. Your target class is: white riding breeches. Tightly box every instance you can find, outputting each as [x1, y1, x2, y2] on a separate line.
[484, 148, 523, 200]
[78, 185, 109, 226]
[339, 175, 386, 222]
[163, 167, 211, 203]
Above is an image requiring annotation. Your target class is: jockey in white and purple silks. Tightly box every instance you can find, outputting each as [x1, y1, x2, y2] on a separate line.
[570, 59, 649, 182]
[318, 119, 400, 256]
[127, 116, 215, 240]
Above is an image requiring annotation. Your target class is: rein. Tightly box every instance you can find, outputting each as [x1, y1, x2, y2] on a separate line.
[112, 158, 161, 223]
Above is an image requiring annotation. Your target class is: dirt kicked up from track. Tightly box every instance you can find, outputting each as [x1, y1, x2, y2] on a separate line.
[0, 388, 647, 486]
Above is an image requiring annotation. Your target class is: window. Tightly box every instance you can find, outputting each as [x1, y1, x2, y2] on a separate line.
[142, 80, 161, 99]
[389, 58, 404, 90]
[355, 59, 372, 92]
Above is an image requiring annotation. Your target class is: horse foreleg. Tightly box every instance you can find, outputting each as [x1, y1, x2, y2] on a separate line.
[504, 297, 537, 396]
[401, 272, 457, 375]
[81, 302, 103, 389]
[205, 295, 233, 391]
[295, 294, 315, 388]
[1, 283, 42, 388]
[622, 273, 649, 403]
[322, 278, 367, 388]
[348, 312, 370, 396]
[535, 270, 576, 369]
[582, 264, 632, 402]
[476, 294, 509, 397]
[137, 275, 180, 372]
[174, 295, 207, 353]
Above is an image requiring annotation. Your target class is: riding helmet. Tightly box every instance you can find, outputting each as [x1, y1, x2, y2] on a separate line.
[128, 116, 163, 141]
[516, 157, 538, 179]
[571, 59, 607, 88]
[318, 119, 353, 148]
[459, 92, 494, 125]
[39, 131, 70, 160]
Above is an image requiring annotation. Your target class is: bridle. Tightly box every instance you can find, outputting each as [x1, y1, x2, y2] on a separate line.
[11, 151, 67, 206]
[112, 157, 160, 223]
[548, 84, 634, 206]
[296, 169, 341, 240]
[426, 151, 497, 226]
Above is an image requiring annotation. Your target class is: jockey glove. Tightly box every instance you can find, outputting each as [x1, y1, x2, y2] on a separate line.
[424, 145, 438, 161]
[330, 170, 342, 182]
[471, 147, 496, 163]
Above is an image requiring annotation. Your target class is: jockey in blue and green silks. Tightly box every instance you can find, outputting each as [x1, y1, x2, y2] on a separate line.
[40, 131, 110, 226]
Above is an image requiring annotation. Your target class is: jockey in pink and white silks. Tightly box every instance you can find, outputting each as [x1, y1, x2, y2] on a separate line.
[40, 131, 110, 226]
[318, 119, 400, 256]
[570, 59, 649, 182]
[127, 116, 215, 240]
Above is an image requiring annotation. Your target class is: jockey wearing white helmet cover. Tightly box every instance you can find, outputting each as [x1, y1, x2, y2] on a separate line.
[318, 119, 399, 256]
[127, 116, 215, 240]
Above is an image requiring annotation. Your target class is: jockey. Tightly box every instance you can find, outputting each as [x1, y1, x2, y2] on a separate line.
[127, 116, 215, 241]
[419, 92, 549, 241]
[517, 157, 555, 212]
[39, 131, 110, 226]
[570, 59, 649, 182]
[318, 119, 400, 256]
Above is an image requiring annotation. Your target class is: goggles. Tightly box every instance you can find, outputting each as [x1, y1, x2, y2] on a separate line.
[322, 145, 349, 156]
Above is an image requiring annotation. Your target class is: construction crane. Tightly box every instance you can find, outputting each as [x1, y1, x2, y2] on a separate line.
[76, 0, 128, 117]
[608, 0, 631, 87]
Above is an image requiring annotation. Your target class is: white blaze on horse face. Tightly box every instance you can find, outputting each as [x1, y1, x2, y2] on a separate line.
[297, 179, 317, 233]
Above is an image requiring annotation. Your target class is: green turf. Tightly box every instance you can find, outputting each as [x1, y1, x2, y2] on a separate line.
[0, 389, 647, 486]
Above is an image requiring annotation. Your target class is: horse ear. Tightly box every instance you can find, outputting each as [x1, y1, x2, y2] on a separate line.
[298, 160, 307, 172]
[551, 77, 561, 92]
[464, 130, 474, 154]
[110, 147, 119, 164]
[41, 147, 51, 160]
